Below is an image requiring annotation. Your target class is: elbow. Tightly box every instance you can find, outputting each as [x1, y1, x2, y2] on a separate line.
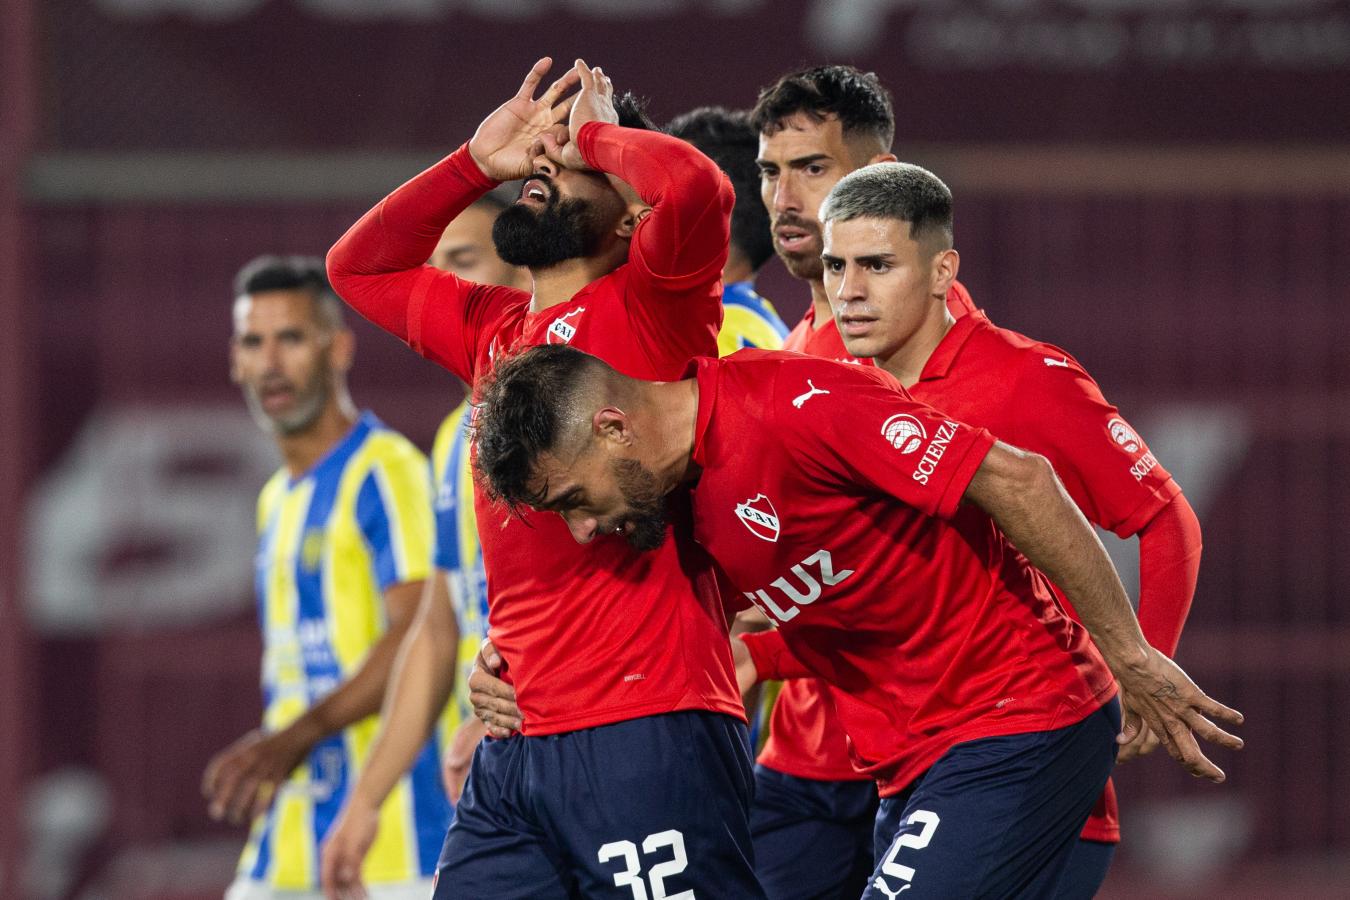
[1001, 444, 1060, 503]
[325, 240, 354, 293]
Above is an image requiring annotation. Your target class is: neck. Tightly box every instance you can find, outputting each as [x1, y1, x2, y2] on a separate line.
[877, 302, 957, 389]
[808, 278, 831, 330]
[645, 377, 702, 491]
[528, 249, 624, 312]
[278, 395, 358, 477]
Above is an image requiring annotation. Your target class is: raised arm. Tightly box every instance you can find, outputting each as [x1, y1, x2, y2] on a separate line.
[578, 121, 733, 286]
[327, 58, 576, 377]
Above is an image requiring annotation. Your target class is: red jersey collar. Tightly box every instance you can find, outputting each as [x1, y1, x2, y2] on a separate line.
[917, 312, 985, 383]
[688, 357, 721, 468]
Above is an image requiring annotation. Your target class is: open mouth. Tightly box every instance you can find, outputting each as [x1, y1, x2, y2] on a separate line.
[519, 178, 550, 206]
[774, 225, 817, 254]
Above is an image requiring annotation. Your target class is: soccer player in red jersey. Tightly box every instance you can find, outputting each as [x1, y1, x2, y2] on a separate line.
[745, 65, 983, 900]
[324, 58, 765, 899]
[738, 161, 1205, 897]
[469, 341, 1244, 898]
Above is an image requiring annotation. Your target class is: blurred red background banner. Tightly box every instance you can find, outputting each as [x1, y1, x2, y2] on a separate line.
[42, 0, 1350, 151]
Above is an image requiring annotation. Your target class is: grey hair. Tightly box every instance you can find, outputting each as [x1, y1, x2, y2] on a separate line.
[819, 162, 954, 249]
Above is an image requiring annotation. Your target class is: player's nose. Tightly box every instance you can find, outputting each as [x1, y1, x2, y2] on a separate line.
[771, 178, 798, 213]
[563, 513, 598, 544]
[532, 152, 559, 178]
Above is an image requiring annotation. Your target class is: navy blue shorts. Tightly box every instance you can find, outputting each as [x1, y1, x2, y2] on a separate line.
[864, 698, 1119, 899]
[433, 711, 765, 899]
[1052, 839, 1116, 899]
[750, 765, 878, 900]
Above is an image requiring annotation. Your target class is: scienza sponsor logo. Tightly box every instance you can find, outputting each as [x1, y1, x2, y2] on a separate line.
[1107, 417, 1141, 453]
[912, 420, 960, 485]
[882, 414, 927, 454]
[546, 307, 585, 344]
[735, 493, 781, 542]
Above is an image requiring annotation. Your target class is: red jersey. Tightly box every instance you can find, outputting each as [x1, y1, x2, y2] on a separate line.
[328, 123, 745, 734]
[748, 312, 1183, 839]
[691, 351, 1116, 796]
[763, 282, 978, 782]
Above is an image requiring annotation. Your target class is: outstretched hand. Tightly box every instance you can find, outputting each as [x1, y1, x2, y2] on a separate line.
[468, 57, 579, 181]
[1112, 647, 1243, 782]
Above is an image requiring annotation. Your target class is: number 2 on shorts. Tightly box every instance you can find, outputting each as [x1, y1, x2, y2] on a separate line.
[877, 809, 941, 889]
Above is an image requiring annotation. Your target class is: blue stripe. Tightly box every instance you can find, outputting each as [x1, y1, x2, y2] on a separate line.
[356, 474, 398, 590]
[409, 733, 454, 875]
[255, 509, 278, 711]
[309, 733, 350, 857]
[434, 413, 468, 573]
[250, 810, 274, 881]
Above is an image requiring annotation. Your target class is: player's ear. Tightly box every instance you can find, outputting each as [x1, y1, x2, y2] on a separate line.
[615, 203, 651, 241]
[329, 327, 356, 374]
[868, 151, 898, 165]
[593, 407, 633, 446]
[931, 248, 959, 298]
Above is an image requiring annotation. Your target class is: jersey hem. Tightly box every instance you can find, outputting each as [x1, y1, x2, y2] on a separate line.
[872, 683, 1119, 798]
[755, 754, 872, 782]
[519, 695, 747, 736]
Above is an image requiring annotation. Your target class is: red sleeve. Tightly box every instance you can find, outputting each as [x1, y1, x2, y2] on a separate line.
[326, 144, 525, 382]
[1135, 492, 1202, 657]
[783, 361, 995, 520]
[1008, 349, 1180, 537]
[741, 630, 813, 681]
[576, 123, 729, 362]
[577, 122, 732, 290]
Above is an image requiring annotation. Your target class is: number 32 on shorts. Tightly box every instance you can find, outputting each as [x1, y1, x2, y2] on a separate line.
[874, 810, 940, 898]
[597, 829, 692, 900]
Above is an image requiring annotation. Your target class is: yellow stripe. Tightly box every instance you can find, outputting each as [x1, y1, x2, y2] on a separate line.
[718, 305, 786, 356]
[263, 481, 310, 732]
[271, 783, 315, 890]
[367, 433, 435, 586]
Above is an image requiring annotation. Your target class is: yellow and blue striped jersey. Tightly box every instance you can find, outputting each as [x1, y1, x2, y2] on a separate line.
[430, 401, 489, 736]
[717, 280, 789, 355]
[240, 411, 446, 889]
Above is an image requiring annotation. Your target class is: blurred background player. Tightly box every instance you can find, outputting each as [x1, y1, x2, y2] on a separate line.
[206, 256, 444, 899]
[804, 161, 1200, 897]
[666, 106, 788, 356]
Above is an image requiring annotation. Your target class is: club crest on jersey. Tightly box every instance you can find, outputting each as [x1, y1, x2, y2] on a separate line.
[882, 414, 927, 454]
[547, 307, 585, 345]
[1107, 417, 1141, 453]
[735, 493, 780, 542]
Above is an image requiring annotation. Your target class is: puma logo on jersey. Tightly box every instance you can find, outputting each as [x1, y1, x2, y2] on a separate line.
[742, 549, 854, 624]
[873, 878, 911, 899]
[792, 379, 830, 408]
[1043, 356, 1070, 368]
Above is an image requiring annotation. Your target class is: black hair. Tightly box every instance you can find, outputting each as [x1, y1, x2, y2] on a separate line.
[232, 254, 344, 327]
[473, 345, 611, 511]
[614, 92, 658, 132]
[666, 106, 774, 272]
[820, 163, 954, 250]
[750, 65, 894, 151]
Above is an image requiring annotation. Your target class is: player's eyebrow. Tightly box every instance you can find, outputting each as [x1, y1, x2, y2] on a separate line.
[539, 485, 582, 511]
[853, 253, 897, 265]
[756, 153, 834, 171]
